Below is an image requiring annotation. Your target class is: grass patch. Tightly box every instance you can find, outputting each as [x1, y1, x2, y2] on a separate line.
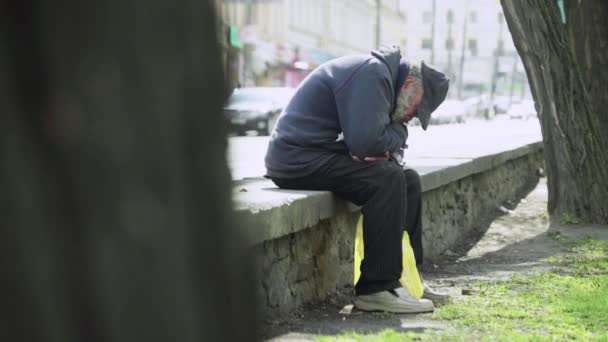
[317, 238, 608, 341]
[559, 213, 580, 225]
[317, 330, 421, 342]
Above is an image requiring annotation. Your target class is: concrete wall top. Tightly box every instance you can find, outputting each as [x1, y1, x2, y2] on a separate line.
[233, 141, 542, 245]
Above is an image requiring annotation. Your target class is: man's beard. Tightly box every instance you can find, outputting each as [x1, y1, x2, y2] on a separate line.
[391, 86, 419, 122]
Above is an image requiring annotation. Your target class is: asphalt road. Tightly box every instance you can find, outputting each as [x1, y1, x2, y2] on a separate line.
[228, 117, 542, 181]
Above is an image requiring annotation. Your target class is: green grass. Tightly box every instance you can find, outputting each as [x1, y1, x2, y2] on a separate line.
[317, 330, 421, 342]
[559, 213, 580, 225]
[317, 238, 608, 342]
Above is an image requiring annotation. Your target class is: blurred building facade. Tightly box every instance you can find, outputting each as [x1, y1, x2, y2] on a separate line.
[220, 0, 406, 88]
[218, 0, 527, 101]
[402, 0, 525, 99]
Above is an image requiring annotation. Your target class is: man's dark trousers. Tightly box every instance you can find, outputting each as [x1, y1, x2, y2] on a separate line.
[270, 152, 424, 296]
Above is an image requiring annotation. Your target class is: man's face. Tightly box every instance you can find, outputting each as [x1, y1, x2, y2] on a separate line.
[393, 76, 423, 123]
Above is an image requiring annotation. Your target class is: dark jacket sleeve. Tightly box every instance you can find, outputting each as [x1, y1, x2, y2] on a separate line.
[334, 61, 407, 157]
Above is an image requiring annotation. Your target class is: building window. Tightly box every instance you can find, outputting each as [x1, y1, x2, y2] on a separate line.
[497, 39, 504, 55]
[469, 11, 477, 23]
[468, 39, 478, 56]
[422, 38, 433, 50]
[423, 11, 433, 24]
[447, 9, 454, 24]
[445, 37, 454, 50]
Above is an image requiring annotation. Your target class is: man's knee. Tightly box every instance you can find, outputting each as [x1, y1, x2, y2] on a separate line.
[404, 168, 422, 193]
[377, 162, 407, 191]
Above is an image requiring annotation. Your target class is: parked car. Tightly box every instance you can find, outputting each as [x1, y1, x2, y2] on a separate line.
[461, 82, 486, 99]
[224, 87, 295, 136]
[428, 99, 468, 125]
[507, 99, 537, 120]
[492, 96, 512, 115]
[463, 94, 493, 119]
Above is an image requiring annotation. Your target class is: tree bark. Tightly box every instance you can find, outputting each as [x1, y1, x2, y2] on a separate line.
[1, 0, 257, 341]
[501, 0, 608, 224]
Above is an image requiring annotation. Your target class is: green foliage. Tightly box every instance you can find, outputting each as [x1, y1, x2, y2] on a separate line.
[559, 213, 580, 225]
[317, 238, 608, 341]
[317, 329, 420, 342]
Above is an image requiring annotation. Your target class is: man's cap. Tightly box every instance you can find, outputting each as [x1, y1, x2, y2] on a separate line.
[395, 59, 410, 95]
[418, 61, 449, 130]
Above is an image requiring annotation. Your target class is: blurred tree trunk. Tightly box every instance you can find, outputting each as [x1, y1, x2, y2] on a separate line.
[0, 0, 257, 341]
[501, 1, 608, 224]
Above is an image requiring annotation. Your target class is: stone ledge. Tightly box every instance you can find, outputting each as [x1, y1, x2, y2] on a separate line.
[233, 141, 543, 246]
[233, 181, 357, 245]
[419, 141, 543, 192]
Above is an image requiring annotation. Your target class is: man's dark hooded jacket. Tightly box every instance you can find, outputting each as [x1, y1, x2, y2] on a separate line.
[265, 45, 409, 179]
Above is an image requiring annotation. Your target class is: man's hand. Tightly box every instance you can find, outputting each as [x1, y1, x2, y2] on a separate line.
[351, 152, 389, 162]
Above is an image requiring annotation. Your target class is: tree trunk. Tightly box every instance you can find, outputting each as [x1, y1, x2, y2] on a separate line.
[0, 0, 257, 341]
[501, 0, 608, 224]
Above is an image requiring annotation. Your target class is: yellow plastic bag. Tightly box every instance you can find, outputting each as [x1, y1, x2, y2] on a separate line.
[353, 214, 424, 298]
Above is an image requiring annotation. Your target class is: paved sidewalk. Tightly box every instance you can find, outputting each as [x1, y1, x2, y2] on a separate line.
[228, 117, 542, 181]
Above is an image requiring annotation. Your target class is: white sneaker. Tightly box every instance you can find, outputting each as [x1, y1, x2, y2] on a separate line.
[354, 289, 434, 313]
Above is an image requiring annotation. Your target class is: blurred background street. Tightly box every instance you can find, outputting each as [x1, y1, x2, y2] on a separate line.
[228, 116, 542, 180]
[218, 0, 539, 175]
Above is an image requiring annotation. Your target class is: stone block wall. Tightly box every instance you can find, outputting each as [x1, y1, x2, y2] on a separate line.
[422, 151, 544, 261]
[253, 212, 358, 317]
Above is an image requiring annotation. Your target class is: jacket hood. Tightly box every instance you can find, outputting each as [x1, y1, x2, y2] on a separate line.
[371, 45, 402, 90]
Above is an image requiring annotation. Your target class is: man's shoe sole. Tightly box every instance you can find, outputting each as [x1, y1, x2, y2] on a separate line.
[354, 297, 434, 314]
[422, 291, 451, 306]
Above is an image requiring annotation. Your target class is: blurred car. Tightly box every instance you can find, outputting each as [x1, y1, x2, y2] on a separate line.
[224, 87, 295, 136]
[492, 96, 512, 115]
[461, 82, 486, 99]
[463, 94, 493, 119]
[428, 99, 468, 125]
[507, 99, 537, 120]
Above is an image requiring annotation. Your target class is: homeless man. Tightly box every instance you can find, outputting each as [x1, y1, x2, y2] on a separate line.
[264, 45, 450, 313]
